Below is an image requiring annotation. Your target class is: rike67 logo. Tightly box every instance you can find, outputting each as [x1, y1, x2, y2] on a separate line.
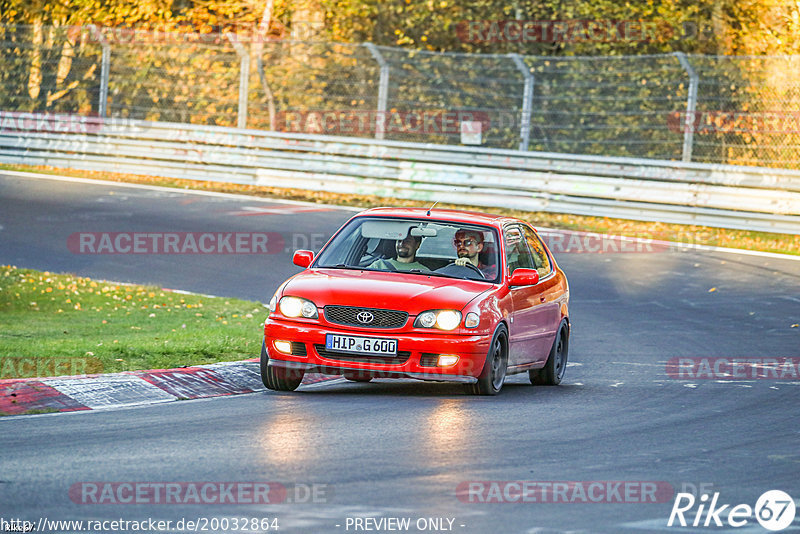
[668, 490, 796, 531]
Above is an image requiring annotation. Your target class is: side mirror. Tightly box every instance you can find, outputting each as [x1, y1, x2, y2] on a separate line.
[292, 250, 314, 268]
[509, 268, 539, 287]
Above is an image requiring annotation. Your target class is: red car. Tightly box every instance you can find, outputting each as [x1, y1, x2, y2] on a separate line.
[261, 207, 570, 395]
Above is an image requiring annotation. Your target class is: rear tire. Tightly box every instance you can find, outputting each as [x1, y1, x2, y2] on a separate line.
[465, 325, 508, 395]
[260, 340, 304, 391]
[529, 321, 569, 386]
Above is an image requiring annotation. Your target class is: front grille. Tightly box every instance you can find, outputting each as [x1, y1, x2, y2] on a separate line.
[419, 353, 439, 367]
[324, 305, 408, 329]
[291, 342, 307, 357]
[314, 345, 411, 365]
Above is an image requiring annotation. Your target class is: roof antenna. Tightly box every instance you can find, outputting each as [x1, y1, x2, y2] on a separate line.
[426, 201, 439, 216]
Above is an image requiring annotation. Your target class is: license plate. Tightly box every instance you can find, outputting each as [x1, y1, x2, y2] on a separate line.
[325, 334, 397, 356]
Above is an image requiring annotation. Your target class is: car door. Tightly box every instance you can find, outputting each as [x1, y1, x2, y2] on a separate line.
[505, 224, 557, 367]
[521, 225, 562, 362]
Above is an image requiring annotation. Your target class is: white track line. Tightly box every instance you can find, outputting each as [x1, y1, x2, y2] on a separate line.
[0, 170, 362, 211]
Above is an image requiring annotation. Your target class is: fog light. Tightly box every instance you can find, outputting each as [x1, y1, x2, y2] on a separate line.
[273, 340, 292, 355]
[437, 354, 460, 367]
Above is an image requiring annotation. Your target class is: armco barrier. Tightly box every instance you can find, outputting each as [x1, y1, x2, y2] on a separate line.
[1, 114, 799, 234]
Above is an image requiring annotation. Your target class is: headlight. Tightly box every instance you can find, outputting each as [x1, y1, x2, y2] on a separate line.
[268, 293, 278, 313]
[464, 312, 480, 328]
[279, 296, 318, 318]
[414, 310, 462, 330]
[417, 311, 437, 328]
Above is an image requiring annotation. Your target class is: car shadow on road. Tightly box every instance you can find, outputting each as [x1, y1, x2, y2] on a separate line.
[283, 377, 584, 399]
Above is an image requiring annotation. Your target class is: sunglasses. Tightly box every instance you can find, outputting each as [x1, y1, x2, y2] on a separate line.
[453, 238, 479, 247]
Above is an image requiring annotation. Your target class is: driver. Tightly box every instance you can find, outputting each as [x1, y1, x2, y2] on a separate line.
[368, 230, 430, 272]
[452, 229, 497, 279]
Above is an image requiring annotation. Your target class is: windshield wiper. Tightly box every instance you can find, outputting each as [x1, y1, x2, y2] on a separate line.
[319, 263, 352, 269]
[320, 266, 461, 280]
[322, 265, 391, 272]
[409, 270, 460, 279]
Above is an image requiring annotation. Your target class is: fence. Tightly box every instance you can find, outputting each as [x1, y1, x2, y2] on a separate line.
[1, 116, 799, 234]
[1, 24, 800, 169]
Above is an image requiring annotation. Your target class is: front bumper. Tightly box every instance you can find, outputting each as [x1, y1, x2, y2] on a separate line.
[264, 319, 490, 383]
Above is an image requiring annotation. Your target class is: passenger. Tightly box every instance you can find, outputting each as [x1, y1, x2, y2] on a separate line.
[452, 229, 497, 279]
[369, 231, 430, 272]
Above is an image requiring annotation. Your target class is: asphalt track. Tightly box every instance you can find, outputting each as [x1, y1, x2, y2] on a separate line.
[1, 172, 799, 534]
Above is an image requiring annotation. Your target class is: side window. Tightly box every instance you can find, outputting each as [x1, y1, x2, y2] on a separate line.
[523, 226, 552, 276]
[504, 226, 534, 276]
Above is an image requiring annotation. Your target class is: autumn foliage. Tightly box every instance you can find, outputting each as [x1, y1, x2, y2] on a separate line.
[0, 0, 797, 167]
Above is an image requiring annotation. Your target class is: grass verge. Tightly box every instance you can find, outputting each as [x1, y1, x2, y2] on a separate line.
[0, 265, 265, 379]
[2, 163, 798, 256]
[0, 408, 60, 417]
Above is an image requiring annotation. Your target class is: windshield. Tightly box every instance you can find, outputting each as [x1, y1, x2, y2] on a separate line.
[313, 217, 501, 283]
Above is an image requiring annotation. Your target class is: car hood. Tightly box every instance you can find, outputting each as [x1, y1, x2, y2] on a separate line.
[281, 268, 493, 314]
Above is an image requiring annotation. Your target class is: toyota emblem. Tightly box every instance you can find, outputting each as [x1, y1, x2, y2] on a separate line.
[356, 311, 374, 324]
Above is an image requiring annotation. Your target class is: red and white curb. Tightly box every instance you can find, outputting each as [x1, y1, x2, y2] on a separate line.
[0, 361, 337, 416]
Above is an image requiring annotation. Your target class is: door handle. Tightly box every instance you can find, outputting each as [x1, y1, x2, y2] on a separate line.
[540, 296, 546, 302]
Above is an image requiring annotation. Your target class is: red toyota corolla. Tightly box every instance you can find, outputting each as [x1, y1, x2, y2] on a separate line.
[261, 207, 569, 395]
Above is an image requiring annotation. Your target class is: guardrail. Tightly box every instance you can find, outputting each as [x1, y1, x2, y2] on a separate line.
[1, 113, 799, 234]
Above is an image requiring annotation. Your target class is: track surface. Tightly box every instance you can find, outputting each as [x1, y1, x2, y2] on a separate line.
[1, 173, 799, 533]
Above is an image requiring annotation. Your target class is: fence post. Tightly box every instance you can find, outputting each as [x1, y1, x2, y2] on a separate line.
[674, 52, 698, 162]
[364, 43, 389, 140]
[238, 52, 250, 129]
[98, 41, 110, 118]
[509, 54, 534, 152]
[228, 34, 250, 129]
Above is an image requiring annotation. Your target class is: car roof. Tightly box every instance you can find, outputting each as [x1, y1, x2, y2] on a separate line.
[356, 207, 525, 229]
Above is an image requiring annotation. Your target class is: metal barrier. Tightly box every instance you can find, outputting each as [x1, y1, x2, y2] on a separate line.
[1, 114, 799, 234]
[2, 24, 800, 168]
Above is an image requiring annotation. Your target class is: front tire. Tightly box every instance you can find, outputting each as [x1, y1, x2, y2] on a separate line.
[260, 340, 304, 391]
[530, 320, 569, 386]
[466, 325, 509, 395]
